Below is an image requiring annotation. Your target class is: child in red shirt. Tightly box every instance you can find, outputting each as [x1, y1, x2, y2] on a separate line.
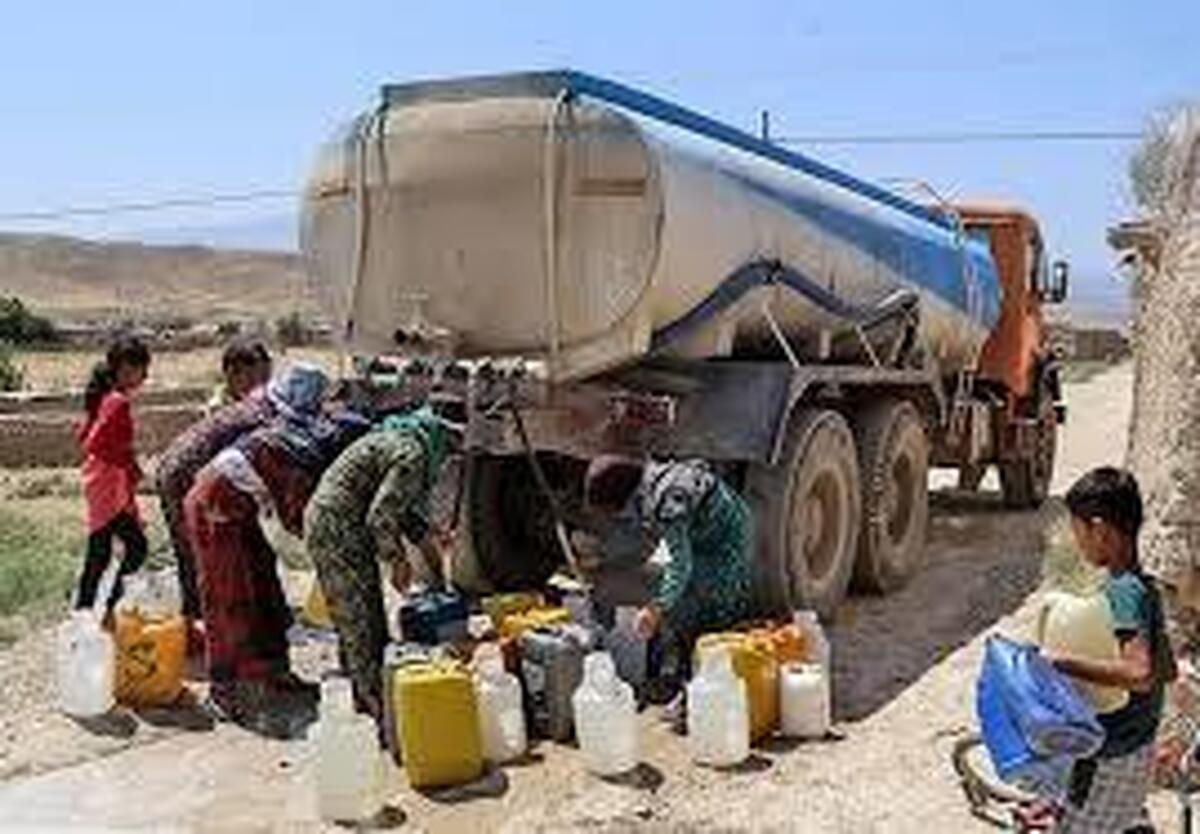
[75, 336, 152, 613]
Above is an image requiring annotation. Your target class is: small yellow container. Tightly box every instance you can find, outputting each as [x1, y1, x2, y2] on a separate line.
[497, 606, 570, 641]
[695, 632, 780, 742]
[114, 611, 187, 707]
[392, 659, 483, 788]
[481, 592, 544, 627]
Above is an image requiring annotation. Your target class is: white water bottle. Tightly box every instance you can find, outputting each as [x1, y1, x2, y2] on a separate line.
[687, 646, 750, 766]
[572, 651, 638, 776]
[315, 678, 383, 823]
[473, 644, 527, 764]
[57, 610, 115, 717]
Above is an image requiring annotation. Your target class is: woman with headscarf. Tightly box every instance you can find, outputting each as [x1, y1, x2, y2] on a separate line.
[183, 364, 369, 732]
[304, 406, 455, 724]
[157, 369, 277, 652]
[584, 456, 755, 682]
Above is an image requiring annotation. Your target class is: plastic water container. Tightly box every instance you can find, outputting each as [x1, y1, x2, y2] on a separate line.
[473, 644, 527, 764]
[315, 678, 383, 823]
[381, 643, 431, 764]
[572, 652, 638, 776]
[687, 646, 750, 766]
[780, 662, 831, 739]
[393, 659, 483, 788]
[397, 590, 469, 645]
[499, 606, 570, 641]
[1037, 592, 1130, 714]
[605, 606, 647, 690]
[519, 623, 594, 741]
[694, 633, 780, 742]
[113, 574, 187, 707]
[57, 610, 115, 717]
[793, 610, 830, 670]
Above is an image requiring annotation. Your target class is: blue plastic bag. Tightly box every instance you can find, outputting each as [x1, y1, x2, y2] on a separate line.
[976, 636, 1104, 796]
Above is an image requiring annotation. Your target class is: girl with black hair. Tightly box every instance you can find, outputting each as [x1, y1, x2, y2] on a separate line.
[75, 335, 151, 614]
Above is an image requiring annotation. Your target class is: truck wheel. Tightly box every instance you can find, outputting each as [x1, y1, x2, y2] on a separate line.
[852, 400, 929, 594]
[747, 408, 861, 620]
[999, 397, 1057, 510]
[465, 454, 574, 591]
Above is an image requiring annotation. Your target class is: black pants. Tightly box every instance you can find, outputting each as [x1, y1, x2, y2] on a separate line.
[75, 512, 147, 612]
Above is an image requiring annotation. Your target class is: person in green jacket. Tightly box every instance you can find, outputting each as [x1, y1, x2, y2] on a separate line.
[304, 406, 456, 722]
[583, 455, 755, 665]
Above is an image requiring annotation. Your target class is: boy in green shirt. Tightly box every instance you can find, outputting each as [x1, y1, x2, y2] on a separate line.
[1045, 467, 1176, 833]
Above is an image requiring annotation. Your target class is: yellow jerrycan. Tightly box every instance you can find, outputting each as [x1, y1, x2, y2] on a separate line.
[391, 659, 484, 788]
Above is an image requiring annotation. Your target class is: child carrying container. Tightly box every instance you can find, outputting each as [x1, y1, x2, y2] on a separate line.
[1043, 467, 1177, 833]
[74, 336, 152, 615]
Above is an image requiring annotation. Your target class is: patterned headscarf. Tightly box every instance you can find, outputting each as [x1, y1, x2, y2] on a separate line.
[266, 362, 328, 420]
[380, 405, 450, 525]
[249, 363, 370, 475]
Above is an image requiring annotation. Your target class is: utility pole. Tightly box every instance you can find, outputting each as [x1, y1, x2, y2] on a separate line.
[760, 110, 771, 143]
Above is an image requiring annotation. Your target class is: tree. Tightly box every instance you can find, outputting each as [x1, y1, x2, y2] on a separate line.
[0, 342, 24, 392]
[1123, 104, 1200, 649]
[0, 297, 57, 345]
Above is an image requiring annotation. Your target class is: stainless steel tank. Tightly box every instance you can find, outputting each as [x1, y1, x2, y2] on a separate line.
[301, 71, 1001, 382]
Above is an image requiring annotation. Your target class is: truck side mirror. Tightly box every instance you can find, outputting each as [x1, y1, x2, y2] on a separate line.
[1047, 260, 1069, 303]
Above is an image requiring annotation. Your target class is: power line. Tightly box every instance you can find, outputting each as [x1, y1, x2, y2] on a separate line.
[0, 188, 299, 222]
[775, 130, 1140, 146]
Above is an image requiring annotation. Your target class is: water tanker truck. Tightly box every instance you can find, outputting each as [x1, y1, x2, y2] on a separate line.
[301, 71, 1069, 618]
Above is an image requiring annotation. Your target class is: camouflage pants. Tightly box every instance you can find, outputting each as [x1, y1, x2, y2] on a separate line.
[305, 509, 390, 720]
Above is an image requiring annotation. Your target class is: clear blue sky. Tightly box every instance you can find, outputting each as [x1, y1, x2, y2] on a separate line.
[2, 1, 1197, 306]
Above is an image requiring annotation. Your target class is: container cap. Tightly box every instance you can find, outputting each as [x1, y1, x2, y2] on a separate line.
[793, 610, 819, 628]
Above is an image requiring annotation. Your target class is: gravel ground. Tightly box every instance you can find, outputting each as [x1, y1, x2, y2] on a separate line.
[0, 361, 1159, 833]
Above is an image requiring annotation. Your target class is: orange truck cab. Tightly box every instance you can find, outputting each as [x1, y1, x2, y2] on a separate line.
[941, 203, 1068, 505]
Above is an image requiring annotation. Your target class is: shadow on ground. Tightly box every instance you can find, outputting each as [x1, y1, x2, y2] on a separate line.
[829, 490, 1057, 721]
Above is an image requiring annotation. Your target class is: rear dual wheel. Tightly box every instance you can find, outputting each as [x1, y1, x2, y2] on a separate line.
[747, 400, 930, 618]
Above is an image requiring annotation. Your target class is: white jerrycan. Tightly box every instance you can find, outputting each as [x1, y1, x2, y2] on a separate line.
[780, 663, 831, 739]
[687, 645, 750, 766]
[473, 643, 527, 764]
[572, 651, 638, 776]
[314, 677, 383, 823]
[57, 609, 115, 717]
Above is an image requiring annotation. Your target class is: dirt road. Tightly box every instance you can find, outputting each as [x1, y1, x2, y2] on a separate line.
[0, 363, 1137, 832]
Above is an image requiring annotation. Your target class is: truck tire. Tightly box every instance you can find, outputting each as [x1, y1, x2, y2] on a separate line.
[465, 454, 572, 591]
[747, 408, 861, 620]
[999, 396, 1056, 510]
[852, 400, 929, 594]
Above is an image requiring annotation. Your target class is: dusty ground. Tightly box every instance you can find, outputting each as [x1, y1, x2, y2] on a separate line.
[0, 362, 1153, 833]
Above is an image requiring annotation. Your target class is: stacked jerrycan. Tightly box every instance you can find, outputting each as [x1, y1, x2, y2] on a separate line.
[520, 622, 594, 741]
[56, 609, 115, 717]
[687, 645, 750, 767]
[780, 611, 832, 740]
[398, 590, 470, 646]
[472, 643, 527, 764]
[572, 651, 638, 776]
[314, 677, 384, 823]
[113, 572, 187, 707]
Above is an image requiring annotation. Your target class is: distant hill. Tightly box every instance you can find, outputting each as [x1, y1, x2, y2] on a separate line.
[0, 232, 318, 324]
